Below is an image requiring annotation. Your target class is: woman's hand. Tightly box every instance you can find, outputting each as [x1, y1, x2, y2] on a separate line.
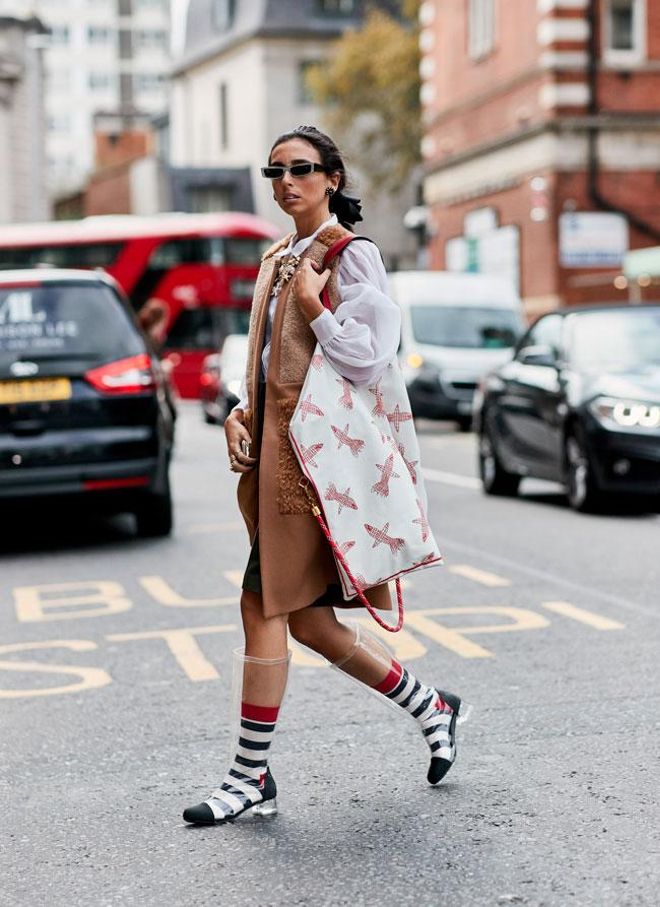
[292, 259, 330, 323]
[224, 410, 257, 473]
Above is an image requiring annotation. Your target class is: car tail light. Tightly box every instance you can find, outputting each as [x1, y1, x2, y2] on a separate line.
[83, 476, 150, 491]
[85, 353, 155, 394]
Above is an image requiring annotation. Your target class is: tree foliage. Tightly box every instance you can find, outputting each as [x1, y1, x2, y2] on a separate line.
[307, 1, 421, 192]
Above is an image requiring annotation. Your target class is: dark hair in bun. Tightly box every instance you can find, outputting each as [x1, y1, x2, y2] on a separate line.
[269, 125, 363, 230]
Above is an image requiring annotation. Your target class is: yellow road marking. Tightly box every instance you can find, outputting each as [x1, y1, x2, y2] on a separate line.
[448, 564, 511, 587]
[0, 640, 111, 698]
[139, 576, 237, 607]
[107, 625, 236, 682]
[406, 606, 550, 658]
[542, 601, 624, 630]
[14, 582, 132, 623]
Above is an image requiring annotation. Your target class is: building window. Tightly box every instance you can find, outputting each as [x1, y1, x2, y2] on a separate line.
[48, 26, 70, 45]
[89, 72, 116, 90]
[134, 73, 164, 93]
[298, 60, 322, 104]
[47, 114, 71, 133]
[219, 83, 229, 150]
[468, 0, 495, 60]
[135, 29, 169, 50]
[604, 0, 645, 63]
[87, 26, 115, 44]
[212, 0, 236, 31]
[317, 0, 357, 15]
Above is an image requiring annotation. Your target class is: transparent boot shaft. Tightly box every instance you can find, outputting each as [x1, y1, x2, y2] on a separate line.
[329, 620, 403, 715]
[228, 646, 291, 764]
[331, 620, 473, 723]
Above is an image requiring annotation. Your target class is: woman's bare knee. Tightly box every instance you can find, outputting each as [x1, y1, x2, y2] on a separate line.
[240, 590, 288, 656]
[289, 608, 353, 660]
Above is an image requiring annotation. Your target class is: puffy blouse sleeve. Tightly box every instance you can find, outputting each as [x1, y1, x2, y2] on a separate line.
[308, 239, 401, 386]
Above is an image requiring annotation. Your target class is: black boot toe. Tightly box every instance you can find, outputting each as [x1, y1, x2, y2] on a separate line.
[183, 802, 218, 825]
[427, 756, 453, 786]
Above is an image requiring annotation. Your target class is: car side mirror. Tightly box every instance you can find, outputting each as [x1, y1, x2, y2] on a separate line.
[517, 344, 558, 368]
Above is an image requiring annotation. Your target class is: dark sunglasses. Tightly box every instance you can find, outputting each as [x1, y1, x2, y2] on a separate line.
[261, 162, 326, 180]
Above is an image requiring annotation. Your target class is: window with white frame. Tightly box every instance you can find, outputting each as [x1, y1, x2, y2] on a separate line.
[604, 0, 645, 63]
[89, 72, 117, 91]
[317, 0, 357, 15]
[48, 26, 70, 46]
[134, 29, 169, 50]
[87, 26, 115, 45]
[134, 73, 165, 93]
[468, 0, 495, 60]
[298, 60, 322, 104]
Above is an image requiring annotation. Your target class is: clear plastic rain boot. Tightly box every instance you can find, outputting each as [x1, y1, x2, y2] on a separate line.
[330, 621, 471, 784]
[183, 648, 290, 825]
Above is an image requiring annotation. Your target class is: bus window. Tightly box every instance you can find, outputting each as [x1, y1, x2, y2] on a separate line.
[223, 237, 272, 264]
[147, 238, 213, 268]
[0, 242, 124, 270]
[163, 307, 251, 350]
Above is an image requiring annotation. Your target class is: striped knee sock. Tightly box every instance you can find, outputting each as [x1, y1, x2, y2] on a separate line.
[204, 702, 279, 821]
[374, 661, 454, 763]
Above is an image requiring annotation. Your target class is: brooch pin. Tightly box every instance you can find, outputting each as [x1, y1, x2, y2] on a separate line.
[272, 253, 301, 296]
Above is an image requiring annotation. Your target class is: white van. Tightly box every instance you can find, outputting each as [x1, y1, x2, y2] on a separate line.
[388, 271, 524, 430]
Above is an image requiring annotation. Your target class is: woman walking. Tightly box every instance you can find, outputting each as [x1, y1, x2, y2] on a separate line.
[183, 126, 468, 825]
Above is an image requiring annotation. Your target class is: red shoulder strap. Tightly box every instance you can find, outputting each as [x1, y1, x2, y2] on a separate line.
[319, 235, 374, 310]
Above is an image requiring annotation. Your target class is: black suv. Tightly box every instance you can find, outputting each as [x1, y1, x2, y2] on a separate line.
[0, 269, 175, 535]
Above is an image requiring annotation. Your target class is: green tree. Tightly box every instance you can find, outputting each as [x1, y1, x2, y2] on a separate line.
[307, 1, 421, 192]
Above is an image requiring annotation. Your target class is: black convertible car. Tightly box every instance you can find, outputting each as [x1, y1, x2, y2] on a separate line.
[474, 305, 660, 511]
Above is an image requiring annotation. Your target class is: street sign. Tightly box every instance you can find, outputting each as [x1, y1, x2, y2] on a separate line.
[559, 212, 629, 268]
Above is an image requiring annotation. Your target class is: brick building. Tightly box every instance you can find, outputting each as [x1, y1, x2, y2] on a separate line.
[420, 0, 660, 315]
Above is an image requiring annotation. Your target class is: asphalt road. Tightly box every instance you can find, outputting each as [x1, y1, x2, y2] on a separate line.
[1, 403, 658, 907]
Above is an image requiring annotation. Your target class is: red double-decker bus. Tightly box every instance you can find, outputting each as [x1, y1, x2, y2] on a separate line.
[0, 213, 279, 398]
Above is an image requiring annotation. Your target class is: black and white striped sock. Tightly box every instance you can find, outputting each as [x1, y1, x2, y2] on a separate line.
[374, 661, 454, 763]
[204, 702, 279, 821]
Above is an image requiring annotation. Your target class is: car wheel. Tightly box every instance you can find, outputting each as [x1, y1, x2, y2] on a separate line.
[135, 483, 173, 538]
[564, 430, 602, 513]
[478, 422, 520, 496]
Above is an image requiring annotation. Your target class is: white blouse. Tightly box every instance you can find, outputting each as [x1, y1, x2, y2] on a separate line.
[234, 214, 401, 412]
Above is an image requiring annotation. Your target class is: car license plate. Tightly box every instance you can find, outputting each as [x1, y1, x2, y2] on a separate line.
[0, 378, 72, 404]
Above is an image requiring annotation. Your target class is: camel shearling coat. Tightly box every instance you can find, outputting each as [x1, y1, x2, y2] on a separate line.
[236, 224, 392, 618]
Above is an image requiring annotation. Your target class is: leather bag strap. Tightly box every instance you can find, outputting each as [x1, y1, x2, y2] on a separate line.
[319, 235, 375, 310]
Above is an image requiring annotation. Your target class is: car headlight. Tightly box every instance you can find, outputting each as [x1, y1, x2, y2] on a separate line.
[406, 353, 424, 369]
[589, 396, 660, 430]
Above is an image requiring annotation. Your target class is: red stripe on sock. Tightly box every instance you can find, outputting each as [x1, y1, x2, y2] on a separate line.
[373, 660, 403, 694]
[242, 701, 280, 723]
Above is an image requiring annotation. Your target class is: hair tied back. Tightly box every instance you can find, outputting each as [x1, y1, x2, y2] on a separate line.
[330, 191, 363, 226]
